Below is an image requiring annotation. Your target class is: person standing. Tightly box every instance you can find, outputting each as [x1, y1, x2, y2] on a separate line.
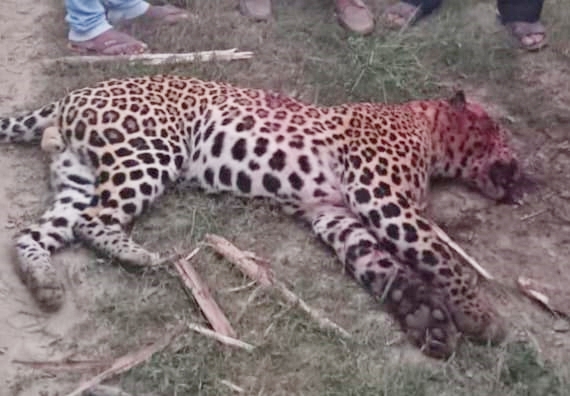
[383, 0, 547, 51]
[66, 0, 191, 55]
[239, 0, 375, 35]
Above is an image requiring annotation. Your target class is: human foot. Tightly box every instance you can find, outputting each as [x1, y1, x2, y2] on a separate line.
[382, 1, 421, 28]
[240, 0, 272, 20]
[138, 4, 191, 24]
[68, 28, 147, 55]
[107, 4, 191, 25]
[504, 21, 548, 51]
[335, 0, 374, 35]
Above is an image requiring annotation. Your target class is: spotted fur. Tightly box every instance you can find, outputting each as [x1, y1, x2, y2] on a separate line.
[0, 76, 521, 358]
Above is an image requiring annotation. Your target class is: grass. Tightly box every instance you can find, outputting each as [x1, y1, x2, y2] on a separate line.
[19, 0, 570, 395]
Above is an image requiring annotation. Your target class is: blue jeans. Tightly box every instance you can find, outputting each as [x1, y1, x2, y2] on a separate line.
[65, 0, 150, 42]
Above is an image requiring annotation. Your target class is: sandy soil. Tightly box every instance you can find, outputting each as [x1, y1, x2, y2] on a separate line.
[0, 1, 90, 394]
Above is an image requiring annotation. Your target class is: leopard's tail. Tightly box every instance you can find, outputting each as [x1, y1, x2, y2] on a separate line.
[0, 102, 59, 144]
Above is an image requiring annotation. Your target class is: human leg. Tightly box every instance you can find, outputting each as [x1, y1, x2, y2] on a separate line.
[65, 0, 112, 41]
[65, 0, 147, 55]
[105, 0, 190, 25]
[498, 0, 546, 50]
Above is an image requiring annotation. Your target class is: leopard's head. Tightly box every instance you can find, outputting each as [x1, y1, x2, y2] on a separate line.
[444, 91, 522, 203]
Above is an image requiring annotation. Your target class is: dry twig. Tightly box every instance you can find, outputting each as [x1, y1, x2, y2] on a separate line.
[187, 322, 255, 351]
[12, 358, 108, 374]
[517, 276, 570, 317]
[274, 281, 352, 338]
[430, 222, 494, 281]
[204, 234, 275, 287]
[64, 324, 184, 396]
[219, 379, 245, 393]
[45, 48, 253, 67]
[81, 385, 133, 396]
[174, 248, 237, 338]
[204, 234, 351, 339]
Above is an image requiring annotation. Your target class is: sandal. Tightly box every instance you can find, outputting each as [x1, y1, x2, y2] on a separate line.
[504, 21, 548, 51]
[68, 28, 148, 56]
[335, 0, 374, 35]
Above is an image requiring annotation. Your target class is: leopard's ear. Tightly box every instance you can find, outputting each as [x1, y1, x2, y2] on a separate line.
[449, 90, 466, 109]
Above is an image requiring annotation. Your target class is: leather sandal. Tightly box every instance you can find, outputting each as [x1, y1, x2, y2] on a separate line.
[68, 28, 147, 55]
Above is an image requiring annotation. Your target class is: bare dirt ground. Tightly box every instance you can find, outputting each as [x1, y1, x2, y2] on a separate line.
[1, 0, 570, 395]
[0, 1, 93, 395]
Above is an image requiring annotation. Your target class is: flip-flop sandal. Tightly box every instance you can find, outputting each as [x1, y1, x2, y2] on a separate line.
[504, 21, 548, 51]
[382, 2, 422, 29]
[68, 29, 148, 56]
[335, 0, 374, 35]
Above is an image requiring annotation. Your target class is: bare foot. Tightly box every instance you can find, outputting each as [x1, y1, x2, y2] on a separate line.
[240, 0, 272, 20]
[383, 2, 421, 28]
[140, 4, 192, 24]
[505, 21, 547, 51]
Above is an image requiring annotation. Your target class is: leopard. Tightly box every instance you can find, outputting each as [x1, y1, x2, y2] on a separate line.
[0, 75, 521, 359]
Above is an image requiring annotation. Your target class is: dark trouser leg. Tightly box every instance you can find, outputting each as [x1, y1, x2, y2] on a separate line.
[401, 0, 443, 16]
[497, 0, 544, 23]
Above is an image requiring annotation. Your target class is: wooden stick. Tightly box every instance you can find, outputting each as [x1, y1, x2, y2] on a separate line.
[430, 222, 494, 281]
[274, 281, 352, 339]
[45, 48, 253, 67]
[203, 234, 351, 339]
[187, 323, 255, 352]
[204, 234, 274, 287]
[219, 379, 245, 393]
[64, 324, 184, 396]
[81, 385, 133, 396]
[12, 358, 108, 374]
[174, 248, 237, 338]
[517, 276, 570, 317]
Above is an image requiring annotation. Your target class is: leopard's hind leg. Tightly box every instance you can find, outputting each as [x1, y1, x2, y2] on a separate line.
[72, 158, 182, 266]
[16, 147, 95, 311]
[73, 208, 161, 267]
[308, 204, 459, 358]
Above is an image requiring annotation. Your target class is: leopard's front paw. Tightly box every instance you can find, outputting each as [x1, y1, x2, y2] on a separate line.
[451, 298, 507, 345]
[381, 276, 460, 359]
[34, 282, 65, 312]
[24, 266, 65, 312]
[402, 292, 459, 359]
